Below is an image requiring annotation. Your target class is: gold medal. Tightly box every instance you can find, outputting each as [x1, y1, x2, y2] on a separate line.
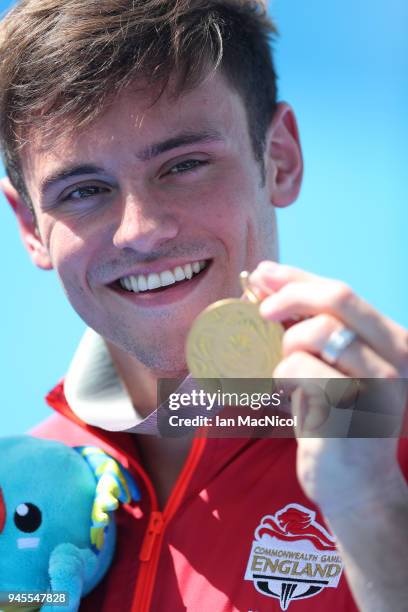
[186, 271, 283, 378]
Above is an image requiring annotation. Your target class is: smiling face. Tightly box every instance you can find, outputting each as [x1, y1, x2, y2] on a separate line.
[16, 71, 302, 374]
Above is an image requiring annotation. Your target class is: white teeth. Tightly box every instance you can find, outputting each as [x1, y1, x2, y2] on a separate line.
[119, 259, 207, 293]
[160, 270, 176, 286]
[184, 263, 193, 279]
[120, 277, 133, 291]
[130, 276, 138, 292]
[147, 273, 161, 290]
[174, 266, 186, 281]
[138, 275, 148, 291]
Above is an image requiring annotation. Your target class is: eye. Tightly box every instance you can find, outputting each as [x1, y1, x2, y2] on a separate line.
[166, 159, 207, 175]
[62, 185, 110, 201]
[14, 503, 42, 533]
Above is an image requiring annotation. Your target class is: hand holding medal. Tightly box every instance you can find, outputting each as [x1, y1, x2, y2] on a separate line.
[186, 271, 284, 378]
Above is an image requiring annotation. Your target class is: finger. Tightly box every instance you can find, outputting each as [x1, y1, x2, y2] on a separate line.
[275, 352, 408, 438]
[273, 352, 345, 436]
[282, 313, 399, 379]
[248, 262, 315, 326]
[273, 351, 343, 414]
[274, 350, 343, 379]
[260, 280, 408, 373]
[291, 386, 330, 437]
[250, 261, 319, 298]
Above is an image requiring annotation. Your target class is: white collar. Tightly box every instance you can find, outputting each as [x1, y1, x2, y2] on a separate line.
[64, 328, 158, 433]
[64, 328, 220, 436]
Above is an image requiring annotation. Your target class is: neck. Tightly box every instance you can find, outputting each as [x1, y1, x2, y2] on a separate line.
[106, 340, 194, 509]
[106, 340, 188, 418]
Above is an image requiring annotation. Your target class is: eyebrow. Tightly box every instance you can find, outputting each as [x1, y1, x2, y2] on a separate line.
[135, 129, 225, 162]
[40, 164, 106, 196]
[40, 129, 224, 196]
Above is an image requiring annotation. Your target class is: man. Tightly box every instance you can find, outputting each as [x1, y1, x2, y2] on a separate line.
[0, 1, 407, 610]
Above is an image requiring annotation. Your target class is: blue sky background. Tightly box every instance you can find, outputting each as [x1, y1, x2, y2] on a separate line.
[1, 0, 407, 435]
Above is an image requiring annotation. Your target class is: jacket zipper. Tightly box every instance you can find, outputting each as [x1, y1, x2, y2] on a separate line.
[131, 435, 207, 612]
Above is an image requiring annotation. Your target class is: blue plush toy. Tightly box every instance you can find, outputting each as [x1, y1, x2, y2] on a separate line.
[0, 436, 140, 612]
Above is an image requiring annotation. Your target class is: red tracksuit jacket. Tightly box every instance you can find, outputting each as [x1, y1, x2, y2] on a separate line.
[31, 381, 408, 612]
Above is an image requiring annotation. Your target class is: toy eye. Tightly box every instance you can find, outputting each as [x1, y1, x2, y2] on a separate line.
[13, 503, 42, 533]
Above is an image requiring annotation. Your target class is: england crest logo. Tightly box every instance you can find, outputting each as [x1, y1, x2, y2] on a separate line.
[244, 503, 344, 610]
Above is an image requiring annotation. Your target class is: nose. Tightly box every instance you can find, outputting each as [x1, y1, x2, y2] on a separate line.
[0, 487, 5, 533]
[113, 193, 179, 254]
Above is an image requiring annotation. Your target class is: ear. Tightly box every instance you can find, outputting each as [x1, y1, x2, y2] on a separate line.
[0, 177, 52, 270]
[264, 102, 304, 208]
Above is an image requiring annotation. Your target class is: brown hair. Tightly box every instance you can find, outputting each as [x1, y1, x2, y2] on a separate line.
[0, 0, 278, 208]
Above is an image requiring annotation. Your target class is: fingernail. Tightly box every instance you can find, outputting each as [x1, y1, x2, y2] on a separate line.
[257, 260, 279, 274]
[259, 301, 280, 320]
